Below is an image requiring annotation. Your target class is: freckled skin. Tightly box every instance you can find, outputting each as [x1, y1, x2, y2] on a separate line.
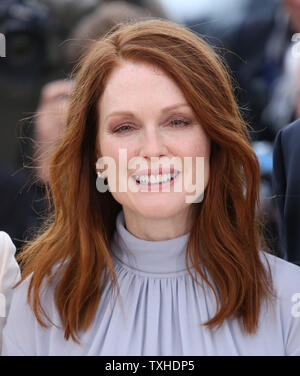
[97, 61, 210, 241]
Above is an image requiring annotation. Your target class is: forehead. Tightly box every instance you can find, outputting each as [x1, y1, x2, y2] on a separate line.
[98, 60, 187, 111]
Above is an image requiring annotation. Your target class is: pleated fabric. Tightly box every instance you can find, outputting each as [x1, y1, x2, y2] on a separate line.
[2, 210, 300, 355]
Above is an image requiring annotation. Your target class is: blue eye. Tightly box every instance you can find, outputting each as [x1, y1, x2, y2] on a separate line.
[113, 125, 133, 133]
[170, 119, 191, 127]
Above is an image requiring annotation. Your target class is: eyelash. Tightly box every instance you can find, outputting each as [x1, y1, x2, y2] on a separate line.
[113, 118, 191, 134]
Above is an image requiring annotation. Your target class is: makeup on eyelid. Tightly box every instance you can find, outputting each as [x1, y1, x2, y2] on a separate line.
[111, 116, 193, 134]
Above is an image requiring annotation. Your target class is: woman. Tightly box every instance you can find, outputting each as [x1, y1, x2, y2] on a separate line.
[2, 18, 300, 356]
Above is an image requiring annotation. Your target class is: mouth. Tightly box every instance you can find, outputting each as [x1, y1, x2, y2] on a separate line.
[132, 171, 180, 190]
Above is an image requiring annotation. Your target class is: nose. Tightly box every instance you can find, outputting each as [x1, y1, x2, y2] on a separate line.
[139, 125, 169, 160]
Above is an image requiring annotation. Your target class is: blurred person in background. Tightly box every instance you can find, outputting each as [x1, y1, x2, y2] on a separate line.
[34, 79, 74, 183]
[64, 0, 165, 64]
[187, 0, 300, 142]
[296, 63, 300, 117]
[0, 0, 102, 252]
[273, 119, 300, 265]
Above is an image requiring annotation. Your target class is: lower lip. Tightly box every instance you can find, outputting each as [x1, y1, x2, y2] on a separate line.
[132, 173, 180, 192]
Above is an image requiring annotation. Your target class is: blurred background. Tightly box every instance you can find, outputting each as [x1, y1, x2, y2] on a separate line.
[1, 0, 299, 257]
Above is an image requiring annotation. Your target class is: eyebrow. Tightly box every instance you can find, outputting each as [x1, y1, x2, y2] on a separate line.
[104, 103, 191, 123]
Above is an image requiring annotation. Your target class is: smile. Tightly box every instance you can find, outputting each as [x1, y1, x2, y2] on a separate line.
[132, 171, 180, 185]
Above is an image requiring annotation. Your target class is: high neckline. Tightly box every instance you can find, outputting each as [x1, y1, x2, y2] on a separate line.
[110, 209, 192, 276]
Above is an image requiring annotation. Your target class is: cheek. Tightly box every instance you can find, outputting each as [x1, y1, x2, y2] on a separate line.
[185, 134, 210, 186]
[99, 137, 136, 179]
[181, 133, 211, 158]
[198, 130, 211, 156]
[99, 134, 123, 160]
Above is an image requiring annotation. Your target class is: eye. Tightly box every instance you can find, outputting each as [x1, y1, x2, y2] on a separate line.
[113, 124, 134, 134]
[169, 118, 191, 128]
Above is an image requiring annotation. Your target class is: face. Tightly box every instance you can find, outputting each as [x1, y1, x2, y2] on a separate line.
[284, 0, 300, 31]
[97, 60, 210, 221]
[284, 0, 300, 8]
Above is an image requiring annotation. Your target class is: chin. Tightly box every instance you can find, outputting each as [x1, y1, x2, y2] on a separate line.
[132, 196, 186, 219]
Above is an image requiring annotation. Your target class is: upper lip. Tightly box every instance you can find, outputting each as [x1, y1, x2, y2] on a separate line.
[132, 167, 179, 177]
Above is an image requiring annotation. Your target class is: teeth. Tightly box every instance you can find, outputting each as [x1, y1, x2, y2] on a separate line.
[134, 171, 179, 185]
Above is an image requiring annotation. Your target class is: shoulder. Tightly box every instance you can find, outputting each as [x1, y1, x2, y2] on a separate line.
[274, 119, 300, 152]
[0, 231, 21, 292]
[260, 252, 300, 355]
[273, 119, 300, 188]
[1, 269, 61, 355]
[279, 119, 300, 139]
[1, 274, 37, 355]
[5, 259, 65, 320]
[260, 251, 300, 298]
[0, 231, 16, 258]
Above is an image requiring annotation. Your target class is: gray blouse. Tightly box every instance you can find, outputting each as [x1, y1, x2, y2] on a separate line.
[2, 209, 300, 355]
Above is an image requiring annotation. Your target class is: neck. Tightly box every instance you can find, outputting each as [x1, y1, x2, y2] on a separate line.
[110, 209, 194, 275]
[122, 205, 196, 241]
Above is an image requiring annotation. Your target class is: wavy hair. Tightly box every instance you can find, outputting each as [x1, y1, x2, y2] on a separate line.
[17, 18, 275, 343]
